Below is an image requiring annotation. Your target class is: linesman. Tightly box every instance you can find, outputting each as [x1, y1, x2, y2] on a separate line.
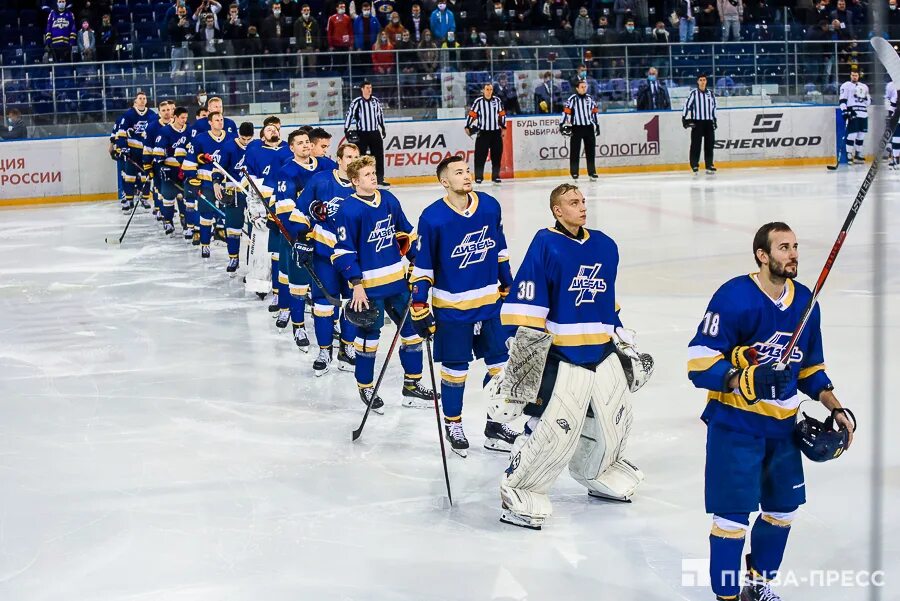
[560, 79, 600, 181]
[465, 83, 507, 185]
[344, 80, 390, 187]
[682, 73, 718, 175]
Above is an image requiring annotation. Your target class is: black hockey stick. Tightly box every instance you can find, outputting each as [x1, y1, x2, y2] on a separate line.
[425, 337, 453, 506]
[240, 168, 343, 309]
[351, 303, 411, 441]
[827, 113, 851, 171]
[173, 180, 227, 219]
[779, 36, 900, 368]
[105, 174, 152, 245]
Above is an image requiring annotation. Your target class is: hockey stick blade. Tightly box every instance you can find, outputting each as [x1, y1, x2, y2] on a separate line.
[777, 37, 900, 368]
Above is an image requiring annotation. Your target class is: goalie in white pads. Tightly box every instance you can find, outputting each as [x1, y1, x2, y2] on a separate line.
[490, 183, 653, 530]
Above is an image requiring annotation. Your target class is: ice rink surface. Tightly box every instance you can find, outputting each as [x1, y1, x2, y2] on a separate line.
[0, 166, 897, 601]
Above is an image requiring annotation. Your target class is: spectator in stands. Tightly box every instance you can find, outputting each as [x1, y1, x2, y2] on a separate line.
[534, 71, 561, 113]
[192, 0, 222, 29]
[383, 11, 407, 43]
[371, 30, 395, 80]
[396, 30, 417, 73]
[542, 0, 570, 30]
[570, 63, 599, 99]
[418, 28, 440, 76]
[889, 0, 900, 39]
[0, 109, 27, 141]
[573, 5, 593, 42]
[696, 0, 718, 42]
[405, 3, 427, 43]
[494, 72, 521, 114]
[222, 3, 245, 60]
[744, 0, 773, 30]
[458, 0, 484, 32]
[613, 0, 636, 31]
[354, 2, 381, 49]
[244, 24, 264, 55]
[261, 2, 290, 63]
[675, 0, 696, 42]
[430, 1, 456, 42]
[279, 0, 301, 29]
[825, 18, 851, 81]
[591, 15, 615, 78]
[636, 66, 670, 110]
[461, 27, 488, 66]
[439, 30, 461, 69]
[327, 2, 354, 50]
[617, 17, 642, 43]
[295, 4, 321, 69]
[77, 20, 96, 61]
[506, 0, 533, 30]
[168, 5, 194, 74]
[650, 19, 670, 42]
[76, 0, 102, 30]
[804, 19, 832, 84]
[97, 12, 117, 61]
[811, 0, 831, 24]
[45, 0, 76, 63]
[718, 0, 741, 41]
[847, 0, 866, 31]
[197, 11, 223, 66]
[829, 0, 855, 37]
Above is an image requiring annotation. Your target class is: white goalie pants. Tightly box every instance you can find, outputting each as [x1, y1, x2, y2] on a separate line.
[500, 353, 644, 520]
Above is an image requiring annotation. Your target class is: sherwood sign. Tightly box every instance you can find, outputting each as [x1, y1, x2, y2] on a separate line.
[714, 111, 823, 151]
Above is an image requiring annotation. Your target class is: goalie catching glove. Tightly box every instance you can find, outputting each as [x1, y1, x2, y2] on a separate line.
[611, 327, 654, 393]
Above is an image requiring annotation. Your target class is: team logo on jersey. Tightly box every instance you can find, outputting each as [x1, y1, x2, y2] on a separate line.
[450, 226, 496, 268]
[568, 263, 607, 306]
[753, 331, 804, 365]
[323, 196, 344, 218]
[234, 156, 246, 172]
[367, 217, 396, 251]
[556, 418, 571, 434]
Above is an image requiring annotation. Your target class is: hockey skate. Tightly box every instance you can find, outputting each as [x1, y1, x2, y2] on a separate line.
[706, 166, 717, 174]
[182, 227, 192, 240]
[139, 197, 151, 209]
[359, 387, 385, 414]
[483, 419, 520, 453]
[268, 293, 280, 313]
[402, 378, 437, 408]
[313, 347, 332, 376]
[121, 200, 134, 211]
[191, 231, 201, 246]
[500, 505, 544, 530]
[164, 223, 174, 236]
[444, 420, 469, 457]
[293, 325, 310, 352]
[337, 341, 356, 372]
[739, 555, 782, 601]
[854, 153, 865, 164]
[200, 246, 210, 259]
[226, 258, 239, 273]
[275, 309, 290, 329]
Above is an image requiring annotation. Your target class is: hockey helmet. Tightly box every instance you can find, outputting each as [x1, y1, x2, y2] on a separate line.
[344, 300, 381, 329]
[345, 127, 361, 145]
[794, 407, 856, 462]
[466, 124, 480, 137]
[560, 123, 573, 137]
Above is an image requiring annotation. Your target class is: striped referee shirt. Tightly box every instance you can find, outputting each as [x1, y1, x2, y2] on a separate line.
[682, 87, 717, 122]
[345, 95, 386, 132]
[561, 92, 599, 126]
[466, 95, 506, 131]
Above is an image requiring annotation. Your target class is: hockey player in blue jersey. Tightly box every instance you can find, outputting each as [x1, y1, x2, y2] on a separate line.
[182, 106, 210, 245]
[114, 92, 157, 211]
[488, 183, 653, 529]
[270, 129, 330, 349]
[687, 222, 855, 601]
[215, 122, 255, 273]
[334, 155, 436, 412]
[182, 111, 233, 260]
[409, 155, 519, 457]
[142, 100, 174, 224]
[151, 106, 190, 237]
[190, 97, 238, 140]
[242, 118, 292, 303]
[309, 127, 338, 171]
[296, 142, 360, 376]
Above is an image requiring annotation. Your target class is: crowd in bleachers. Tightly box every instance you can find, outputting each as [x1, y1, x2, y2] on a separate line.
[0, 0, 890, 69]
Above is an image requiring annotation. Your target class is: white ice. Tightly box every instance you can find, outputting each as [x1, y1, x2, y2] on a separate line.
[0, 167, 897, 601]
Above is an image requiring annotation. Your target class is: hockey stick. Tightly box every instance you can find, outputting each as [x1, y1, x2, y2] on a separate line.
[105, 174, 152, 245]
[778, 36, 900, 369]
[240, 168, 343, 309]
[351, 303, 411, 441]
[172, 180, 227, 219]
[826, 113, 851, 171]
[425, 337, 453, 506]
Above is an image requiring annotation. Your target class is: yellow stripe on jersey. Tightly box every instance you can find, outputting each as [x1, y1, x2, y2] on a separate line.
[500, 313, 547, 329]
[432, 290, 500, 311]
[707, 391, 799, 420]
[798, 364, 826, 379]
[688, 354, 725, 373]
[551, 332, 612, 346]
[362, 267, 406, 289]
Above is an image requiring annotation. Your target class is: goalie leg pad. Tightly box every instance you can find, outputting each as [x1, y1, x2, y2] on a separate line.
[500, 361, 593, 520]
[244, 223, 271, 295]
[568, 354, 644, 501]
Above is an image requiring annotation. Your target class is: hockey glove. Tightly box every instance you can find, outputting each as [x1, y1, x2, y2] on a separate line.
[730, 345, 759, 369]
[737, 363, 792, 404]
[499, 285, 510, 299]
[410, 302, 436, 339]
[379, 126, 387, 139]
[682, 118, 695, 129]
[396, 232, 412, 257]
[293, 240, 314, 267]
[713, 119, 718, 130]
[594, 123, 600, 136]
[308, 199, 329, 222]
[198, 153, 214, 165]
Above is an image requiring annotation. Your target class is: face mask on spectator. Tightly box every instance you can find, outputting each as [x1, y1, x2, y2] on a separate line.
[199, 94, 208, 104]
[302, 11, 310, 19]
[392, 17, 399, 23]
[648, 74, 656, 81]
[438, 3, 446, 10]
[273, 8, 281, 16]
[625, 25, 634, 32]
[363, 9, 371, 16]
[57, 1, 66, 10]
[337, 7, 345, 13]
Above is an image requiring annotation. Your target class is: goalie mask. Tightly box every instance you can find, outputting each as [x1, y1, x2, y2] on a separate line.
[794, 407, 856, 463]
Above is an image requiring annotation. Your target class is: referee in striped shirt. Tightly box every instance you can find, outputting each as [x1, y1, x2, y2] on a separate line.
[560, 79, 600, 181]
[465, 83, 506, 184]
[345, 81, 389, 187]
[682, 74, 718, 174]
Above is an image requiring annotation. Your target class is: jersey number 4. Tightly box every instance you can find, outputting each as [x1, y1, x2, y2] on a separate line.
[701, 311, 720, 337]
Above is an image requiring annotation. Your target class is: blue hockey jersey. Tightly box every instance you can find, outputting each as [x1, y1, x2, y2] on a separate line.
[500, 226, 622, 366]
[142, 117, 171, 170]
[115, 107, 158, 161]
[242, 139, 292, 199]
[297, 169, 356, 259]
[154, 123, 190, 173]
[332, 189, 416, 299]
[687, 274, 832, 438]
[411, 191, 513, 323]
[45, 9, 76, 48]
[273, 157, 327, 240]
[218, 138, 250, 192]
[182, 130, 232, 186]
[191, 115, 238, 140]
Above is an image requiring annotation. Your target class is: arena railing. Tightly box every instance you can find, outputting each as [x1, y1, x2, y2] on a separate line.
[0, 39, 877, 140]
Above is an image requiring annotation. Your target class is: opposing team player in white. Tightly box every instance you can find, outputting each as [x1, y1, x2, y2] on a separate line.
[884, 78, 900, 169]
[839, 68, 870, 165]
[487, 183, 654, 530]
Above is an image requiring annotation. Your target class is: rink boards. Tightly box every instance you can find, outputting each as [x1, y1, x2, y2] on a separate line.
[0, 105, 845, 206]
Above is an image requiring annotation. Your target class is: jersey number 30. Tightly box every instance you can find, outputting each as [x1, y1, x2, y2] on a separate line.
[517, 281, 535, 301]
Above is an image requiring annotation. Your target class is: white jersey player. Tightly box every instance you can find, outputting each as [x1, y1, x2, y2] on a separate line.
[486, 183, 654, 530]
[885, 80, 900, 168]
[839, 69, 870, 164]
